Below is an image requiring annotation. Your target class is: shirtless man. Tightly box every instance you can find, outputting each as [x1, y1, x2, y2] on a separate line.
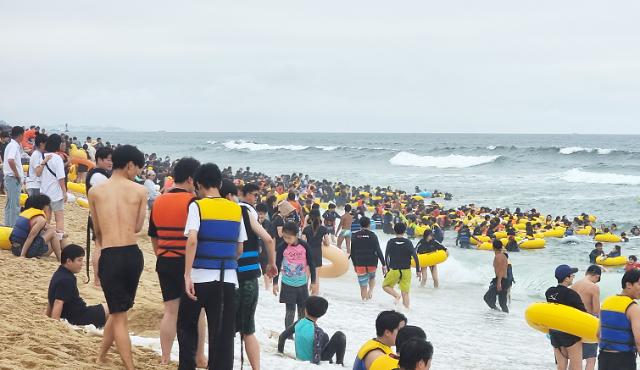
[571, 265, 601, 370]
[335, 204, 353, 253]
[483, 239, 511, 313]
[88, 145, 147, 370]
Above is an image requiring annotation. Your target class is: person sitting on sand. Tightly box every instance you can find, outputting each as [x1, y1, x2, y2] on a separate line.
[9, 194, 62, 260]
[277, 296, 346, 365]
[46, 244, 109, 328]
[353, 310, 407, 370]
[369, 325, 427, 370]
[397, 339, 433, 370]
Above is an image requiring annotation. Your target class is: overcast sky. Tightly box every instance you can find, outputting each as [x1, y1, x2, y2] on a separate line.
[1, 1, 639, 133]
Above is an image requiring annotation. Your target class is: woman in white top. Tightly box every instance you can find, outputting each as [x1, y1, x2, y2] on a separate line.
[39, 134, 68, 234]
[144, 170, 160, 209]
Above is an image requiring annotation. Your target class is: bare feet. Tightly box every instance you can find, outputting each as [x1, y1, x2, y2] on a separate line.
[96, 355, 111, 365]
[394, 296, 401, 305]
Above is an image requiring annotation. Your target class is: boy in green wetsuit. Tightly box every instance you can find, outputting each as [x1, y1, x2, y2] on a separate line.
[383, 223, 421, 308]
[277, 296, 346, 365]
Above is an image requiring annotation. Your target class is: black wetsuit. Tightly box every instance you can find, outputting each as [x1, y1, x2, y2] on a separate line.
[415, 239, 447, 255]
[350, 229, 385, 268]
[385, 237, 419, 270]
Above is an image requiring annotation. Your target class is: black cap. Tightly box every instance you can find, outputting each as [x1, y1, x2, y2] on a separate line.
[586, 265, 602, 276]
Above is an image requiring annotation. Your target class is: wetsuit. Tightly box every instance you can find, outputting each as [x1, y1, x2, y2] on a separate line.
[415, 239, 447, 255]
[545, 285, 586, 349]
[589, 249, 604, 263]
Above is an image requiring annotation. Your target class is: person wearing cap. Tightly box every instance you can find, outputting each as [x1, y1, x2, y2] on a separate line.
[144, 169, 160, 209]
[598, 269, 640, 370]
[571, 265, 602, 370]
[545, 264, 586, 370]
[483, 239, 511, 313]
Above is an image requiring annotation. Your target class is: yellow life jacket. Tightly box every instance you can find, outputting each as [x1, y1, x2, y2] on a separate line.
[354, 339, 393, 370]
[370, 353, 399, 370]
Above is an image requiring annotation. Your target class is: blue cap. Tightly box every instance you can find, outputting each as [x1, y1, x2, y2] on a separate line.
[555, 264, 579, 281]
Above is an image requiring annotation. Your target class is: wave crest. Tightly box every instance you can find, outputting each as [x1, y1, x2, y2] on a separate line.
[562, 168, 640, 185]
[559, 147, 613, 155]
[389, 151, 501, 169]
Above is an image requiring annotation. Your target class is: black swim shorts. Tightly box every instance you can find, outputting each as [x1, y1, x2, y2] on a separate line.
[156, 256, 185, 302]
[67, 304, 107, 328]
[549, 330, 580, 349]
[598, 351, 636, 370]
[279, 283, 309, 305]
[98, 245, 144, 313]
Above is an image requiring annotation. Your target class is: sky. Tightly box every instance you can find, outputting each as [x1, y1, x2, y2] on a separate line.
[1, 1, 639, 133]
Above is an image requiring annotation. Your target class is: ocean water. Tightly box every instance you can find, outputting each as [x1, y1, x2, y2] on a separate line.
[76, 131, 640, 369]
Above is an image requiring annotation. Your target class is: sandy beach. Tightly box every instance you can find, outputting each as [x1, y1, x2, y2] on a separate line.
[0, 196, 166, 370]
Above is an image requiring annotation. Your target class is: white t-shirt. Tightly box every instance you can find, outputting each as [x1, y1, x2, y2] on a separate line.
[144, 179, 160, 200]
[86, 145, 96, 161]
[89, 172, 109, 187]
[39, 153, 66, 202]
[2, 139, 23, 178]
[184, 199, 247, 286]
[26, 150, 44, 189]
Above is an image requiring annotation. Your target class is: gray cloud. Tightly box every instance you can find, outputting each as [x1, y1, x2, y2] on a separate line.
[1, 1, 639, 133]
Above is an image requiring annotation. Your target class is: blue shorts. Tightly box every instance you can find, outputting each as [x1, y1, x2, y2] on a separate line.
[11, 236, 49, 258]
[583, 342, 597, 359]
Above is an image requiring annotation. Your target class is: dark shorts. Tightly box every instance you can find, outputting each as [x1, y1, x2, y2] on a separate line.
[582, 342, 598, 359]
[156, 256, 185, 302]
[311, 247, 323, 267]
[235, 278, 259, 335]
[98, 245, 144, 313]
[259, 243, 269, 273]
[598, 351, 636, 370]
[549, 330, 581, 349]
[67, 304, 107, 328]
[279, 283, 309, 305]
[77, 164, 88, 173]
[11, 236, 48, 258]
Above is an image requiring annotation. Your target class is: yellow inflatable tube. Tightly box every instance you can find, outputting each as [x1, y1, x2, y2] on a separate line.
[411, 250, 448, 267]
[543, 228, 565, 238]
[276, 193, 288, 202]
[525, 302, 598, 343]
[470, 235, 491, 245]
[0, 226, 12, 250]
[317, 245, 349, 278]
[520, 238, 546, 249]
[477, 242, 495, 251]
[493, 231, 508, 239]
[596, 256, 627, 266]
[76, 197, 89, 209]
[67, 182, 87, 195]
[576, 226, 592, 236]
[594, 233, 622, 243]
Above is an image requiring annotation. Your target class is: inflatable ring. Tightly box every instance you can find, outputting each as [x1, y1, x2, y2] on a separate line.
[69, 157, 95, 170]
[19, 193, 28, 207]
[477, 242, 495, 251]
[517, 232, 544, 239]
[275, 193, 288, 203]
[513, 223, 527, 231]
[470, 235, 491, 245]
[0, 226, 12, 250]
[520, 238, 546, 249]
[576, 227, 592, 236]
[371, 196, 382, 201]
[493, 231, 508, 239]
[411, 195, 424, 201]
[594, 233, 622, 243]
[525, 302, 598, 343]
[67, 182, 87, 195]
[596, 256, 626, 266]
[317, 245, 349, 278]
[543, 228, 565, 238]
[411, 250, 448, 267]
[76, 197, 89, 209]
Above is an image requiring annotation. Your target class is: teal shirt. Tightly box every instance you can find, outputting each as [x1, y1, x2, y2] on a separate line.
[294, 318, 315, 361]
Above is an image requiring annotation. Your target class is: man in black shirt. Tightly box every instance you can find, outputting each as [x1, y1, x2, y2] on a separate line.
[46, 244, 108, 328]
[589, 242, 604, 264]
[545, 264, 586, 370]
[351, 216, 387, 301]
[382, 223, 421, 308]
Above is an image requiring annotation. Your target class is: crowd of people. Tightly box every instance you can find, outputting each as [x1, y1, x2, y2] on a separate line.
[4, 124, 640, 370]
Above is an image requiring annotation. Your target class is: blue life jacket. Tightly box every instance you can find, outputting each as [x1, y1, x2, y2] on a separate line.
[599, 295, 636, 353]
[193, 198, 242, 273]
[10, 208, 46, 245]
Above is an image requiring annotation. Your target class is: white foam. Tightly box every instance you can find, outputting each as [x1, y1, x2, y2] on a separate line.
[223, 140, 309, 151]
[316, 145, 338, 151]
[486, 145, 497, 150]
[205, 140, 217, 144]
[389, 151, 500, 169]
[562, 168, 640, 185]
[559, 147, 613, 155]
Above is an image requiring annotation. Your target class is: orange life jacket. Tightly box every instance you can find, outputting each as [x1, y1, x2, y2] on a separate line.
[152, 191, 195, 258]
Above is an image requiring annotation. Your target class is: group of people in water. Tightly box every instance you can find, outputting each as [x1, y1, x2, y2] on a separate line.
[4, 125, 640, 370]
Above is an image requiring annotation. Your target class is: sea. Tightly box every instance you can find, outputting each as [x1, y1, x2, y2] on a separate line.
[74, 131, 640, 369]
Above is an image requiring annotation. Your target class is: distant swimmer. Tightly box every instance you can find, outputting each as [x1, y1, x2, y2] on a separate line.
[383, 223, 421, 309]
[88, 145, 147, 370]
[589, 242, 604, 264]
[545, 265, 585, 370]
[571, 265, 602, 370]
[624, 255, 640, 272]
[483, 240, 511, 313]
